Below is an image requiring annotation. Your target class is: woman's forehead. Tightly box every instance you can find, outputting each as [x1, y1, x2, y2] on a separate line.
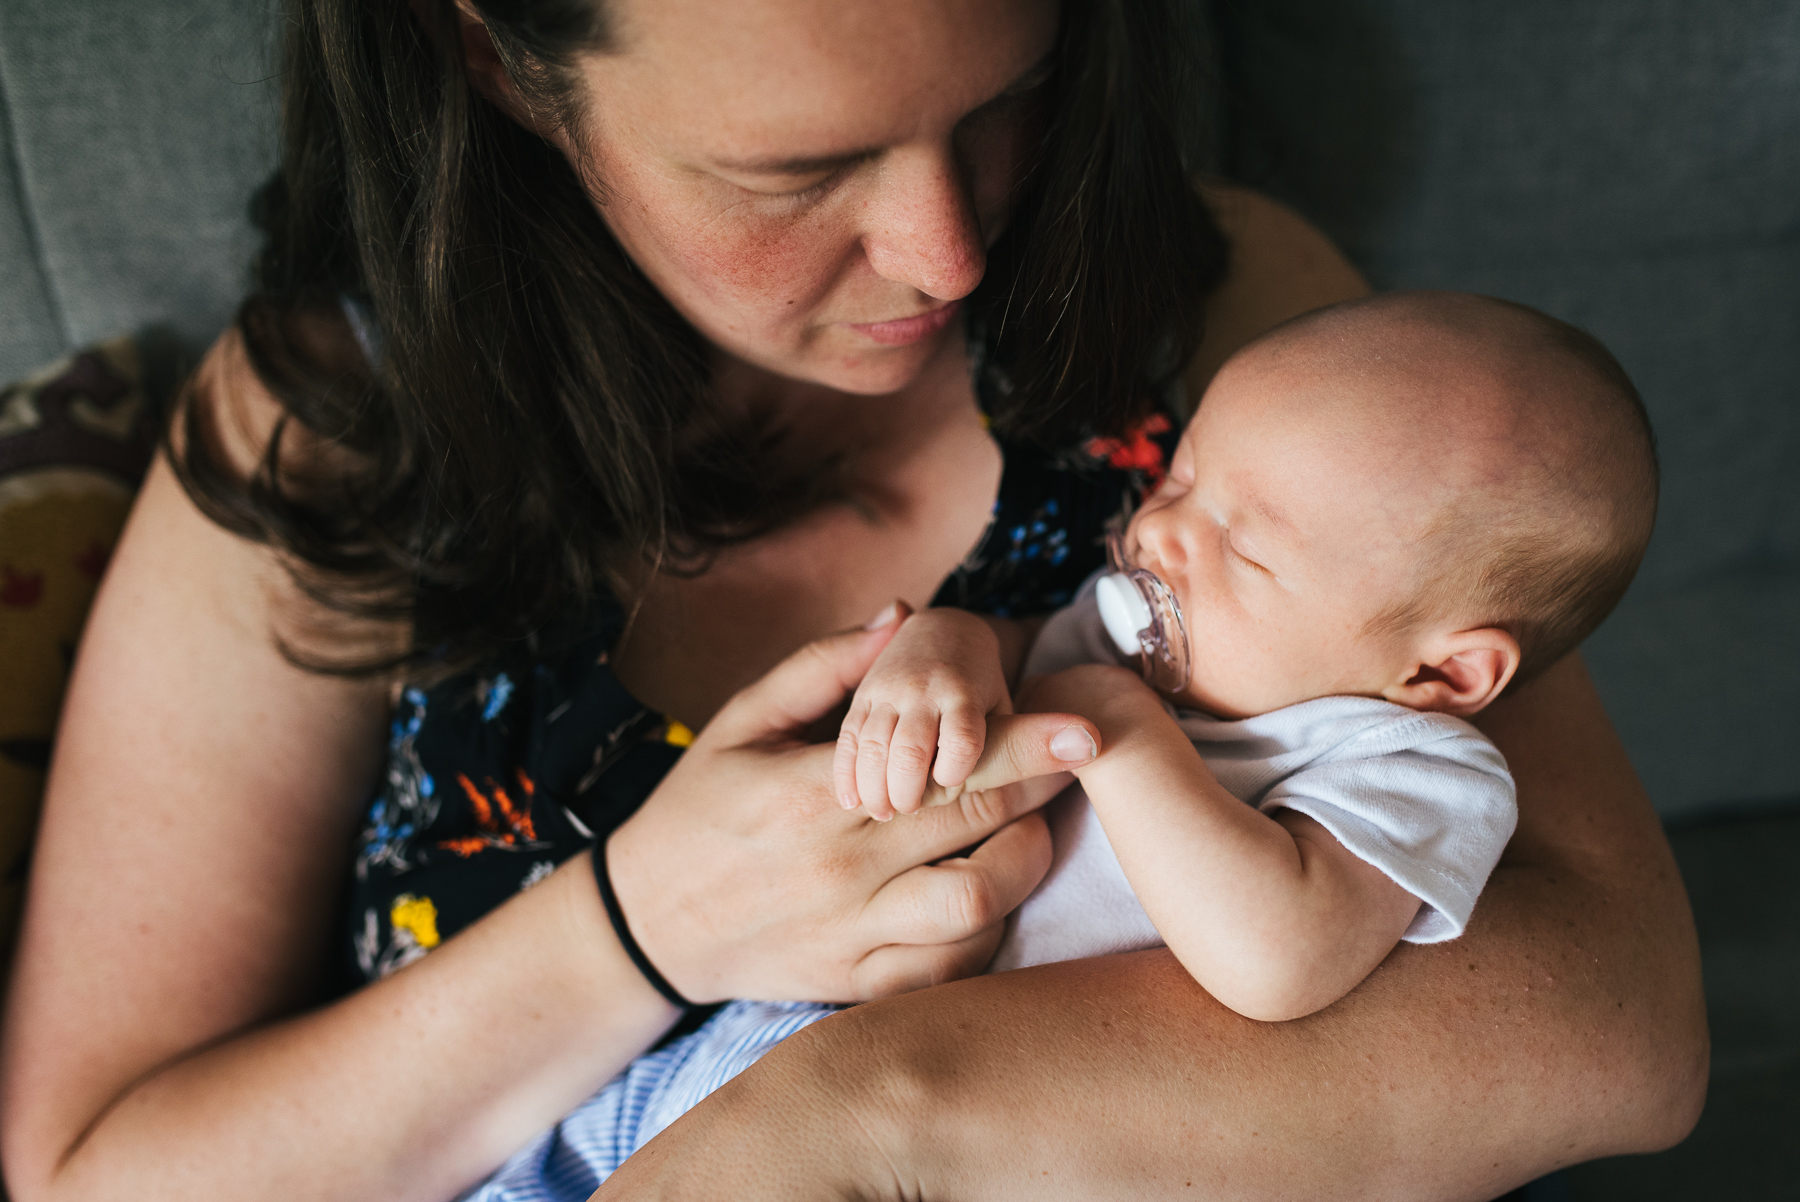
[587, 0, 1057, 158]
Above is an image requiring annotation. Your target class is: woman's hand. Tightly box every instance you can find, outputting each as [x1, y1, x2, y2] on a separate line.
[608, 613, 1099, 1004]
[592, 656, 1707, 1202]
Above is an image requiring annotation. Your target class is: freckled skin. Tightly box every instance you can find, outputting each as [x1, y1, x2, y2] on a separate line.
[563, 0, 1058, 399]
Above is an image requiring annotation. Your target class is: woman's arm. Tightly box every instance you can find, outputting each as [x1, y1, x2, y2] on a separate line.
[598, 655, 1707, 1201]
[0, 334, 1095, 1202]
[0, 335, 684, 1202]
[1185, 182, 1374, 393]
[595, 190, 1705, 1199]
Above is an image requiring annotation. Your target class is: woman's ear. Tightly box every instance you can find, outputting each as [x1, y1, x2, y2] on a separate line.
[1383, 627, 1521, 717]
[413, 0, 548, 134]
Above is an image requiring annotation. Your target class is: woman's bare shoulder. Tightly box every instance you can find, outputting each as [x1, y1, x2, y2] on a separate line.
[180, 309, 364, 484]
[1185, 181, 1371, 394]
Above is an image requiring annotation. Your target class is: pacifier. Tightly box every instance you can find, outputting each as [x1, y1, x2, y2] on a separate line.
[1094, 528, 1193, 695]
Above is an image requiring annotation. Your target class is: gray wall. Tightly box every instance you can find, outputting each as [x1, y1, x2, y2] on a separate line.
[0, 0, 276, 374]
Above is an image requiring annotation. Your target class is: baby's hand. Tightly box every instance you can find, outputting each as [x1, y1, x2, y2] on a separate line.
[834, 608, 1011, 820]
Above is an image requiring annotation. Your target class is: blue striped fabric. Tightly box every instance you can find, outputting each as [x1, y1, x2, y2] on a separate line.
[461, 1000, 839, 1200]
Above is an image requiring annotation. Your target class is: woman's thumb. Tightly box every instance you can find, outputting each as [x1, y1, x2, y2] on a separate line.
[710, 602, 911, 743]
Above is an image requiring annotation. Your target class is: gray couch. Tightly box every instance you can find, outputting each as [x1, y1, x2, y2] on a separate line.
[2, 0, 1794, 1195]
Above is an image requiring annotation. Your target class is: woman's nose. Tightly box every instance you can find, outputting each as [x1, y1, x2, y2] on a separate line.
[859, 145, 986, 300]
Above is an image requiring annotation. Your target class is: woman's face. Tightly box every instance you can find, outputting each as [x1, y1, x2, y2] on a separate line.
[567, 0, 1059, 395]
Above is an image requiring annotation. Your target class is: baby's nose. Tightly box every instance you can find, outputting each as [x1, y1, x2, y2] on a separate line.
[1132, 508, 1188, 574]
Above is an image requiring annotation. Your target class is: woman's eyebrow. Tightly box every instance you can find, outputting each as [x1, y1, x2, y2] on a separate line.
[709, 51, 1055, 177]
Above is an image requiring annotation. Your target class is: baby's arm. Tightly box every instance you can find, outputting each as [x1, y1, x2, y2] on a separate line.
[1020, 665, 1422, 1022]
[834, 607, 1030, 820]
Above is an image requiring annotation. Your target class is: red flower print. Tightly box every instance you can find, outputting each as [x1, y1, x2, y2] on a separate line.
[1085, 412, 1173, 493]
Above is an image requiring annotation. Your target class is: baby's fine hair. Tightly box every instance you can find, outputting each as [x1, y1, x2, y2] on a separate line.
[1283, 292, 1659, 690]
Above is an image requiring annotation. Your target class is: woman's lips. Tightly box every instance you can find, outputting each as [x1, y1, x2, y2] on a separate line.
[844, 299, 961, 346]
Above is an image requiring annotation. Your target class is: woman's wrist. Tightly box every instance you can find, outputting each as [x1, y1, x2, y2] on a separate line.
[544, 850, 687, 1023]
[592, 835, 694, 1009]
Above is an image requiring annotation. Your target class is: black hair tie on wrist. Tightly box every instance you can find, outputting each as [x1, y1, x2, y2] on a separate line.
[592, 838, 694, 1010]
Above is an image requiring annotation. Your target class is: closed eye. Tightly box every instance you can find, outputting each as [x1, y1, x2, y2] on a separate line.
[1229, 542, 1272, 575]
[767, 171, 843, 203]
[743, 162, 860, 204]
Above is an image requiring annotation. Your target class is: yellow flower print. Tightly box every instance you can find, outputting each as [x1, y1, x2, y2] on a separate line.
[663, 719, 695, 748]
[389, 894, 441, 949]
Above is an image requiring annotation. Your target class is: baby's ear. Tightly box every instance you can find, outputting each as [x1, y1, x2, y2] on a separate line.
[1384, 628, 1521, 717]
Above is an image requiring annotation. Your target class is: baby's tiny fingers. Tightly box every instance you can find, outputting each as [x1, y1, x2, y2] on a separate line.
[886, 709, 939, 816]
[834, 734, 862, 810]
[855, 706, 901, 822]
[930, 703, 987, 792]
[833, 701, 871, 810]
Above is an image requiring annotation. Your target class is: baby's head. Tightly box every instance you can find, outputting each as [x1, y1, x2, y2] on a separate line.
[1123, 291, 1657, 720]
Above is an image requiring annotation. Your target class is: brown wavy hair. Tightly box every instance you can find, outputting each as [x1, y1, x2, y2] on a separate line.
[171, 0, 1228, 677]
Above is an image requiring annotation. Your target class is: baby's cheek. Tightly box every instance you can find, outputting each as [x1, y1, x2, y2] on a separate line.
[1185, 608, 1303, 718]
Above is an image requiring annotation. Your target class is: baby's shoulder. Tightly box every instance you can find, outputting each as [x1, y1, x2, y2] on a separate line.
[1182, 695, 1510, 799]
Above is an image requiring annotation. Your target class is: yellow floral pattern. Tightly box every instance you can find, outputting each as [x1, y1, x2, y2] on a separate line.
[389, 894, 441, 949]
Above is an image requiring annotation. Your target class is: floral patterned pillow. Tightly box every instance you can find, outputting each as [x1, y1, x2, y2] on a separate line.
[0, 338, 158, 954]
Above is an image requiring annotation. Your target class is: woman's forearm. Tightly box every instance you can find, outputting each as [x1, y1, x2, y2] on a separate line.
[603, 654, 1706, 1200]
[6, 852, 677, 1202]
[0, 456, 678, 1202]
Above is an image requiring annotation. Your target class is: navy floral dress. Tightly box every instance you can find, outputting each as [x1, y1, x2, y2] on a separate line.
[346, 351, 1181, 984]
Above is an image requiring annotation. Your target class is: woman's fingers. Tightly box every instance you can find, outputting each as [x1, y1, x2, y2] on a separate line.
[708, 609, 907, 746]
[956, 712, 1098, 795]
[860, 811, 1052, 949]
[858, 711, 1095, 866]
[848, 922, 1008, 999]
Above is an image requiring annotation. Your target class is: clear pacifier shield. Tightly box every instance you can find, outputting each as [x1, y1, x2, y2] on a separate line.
[1100, 525, 1193, 694]
[1092, 568, 1192, 695]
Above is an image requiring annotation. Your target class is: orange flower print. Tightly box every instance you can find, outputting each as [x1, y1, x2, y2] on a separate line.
[438, 768, 545, 857]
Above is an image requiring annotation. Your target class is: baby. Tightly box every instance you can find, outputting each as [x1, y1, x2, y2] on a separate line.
[469, 292, 1657, 1195]
[839, 290, 1657, 1019]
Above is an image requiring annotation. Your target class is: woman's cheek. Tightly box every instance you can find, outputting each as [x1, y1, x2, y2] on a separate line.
[669, 200, 862, 330]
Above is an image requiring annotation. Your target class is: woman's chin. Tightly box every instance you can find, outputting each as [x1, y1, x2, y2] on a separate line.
[716, 323, 957, 397]
[815, 330, 960, 396]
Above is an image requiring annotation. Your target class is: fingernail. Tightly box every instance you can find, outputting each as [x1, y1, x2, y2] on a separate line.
[864, 602, 901, 630]
[1050, 727, 1097, 763]
[839, 792, 859, 810]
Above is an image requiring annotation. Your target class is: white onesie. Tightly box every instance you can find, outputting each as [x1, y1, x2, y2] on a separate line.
[465, 576, 1519, 1199]
[990, 574, 1517, 970]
